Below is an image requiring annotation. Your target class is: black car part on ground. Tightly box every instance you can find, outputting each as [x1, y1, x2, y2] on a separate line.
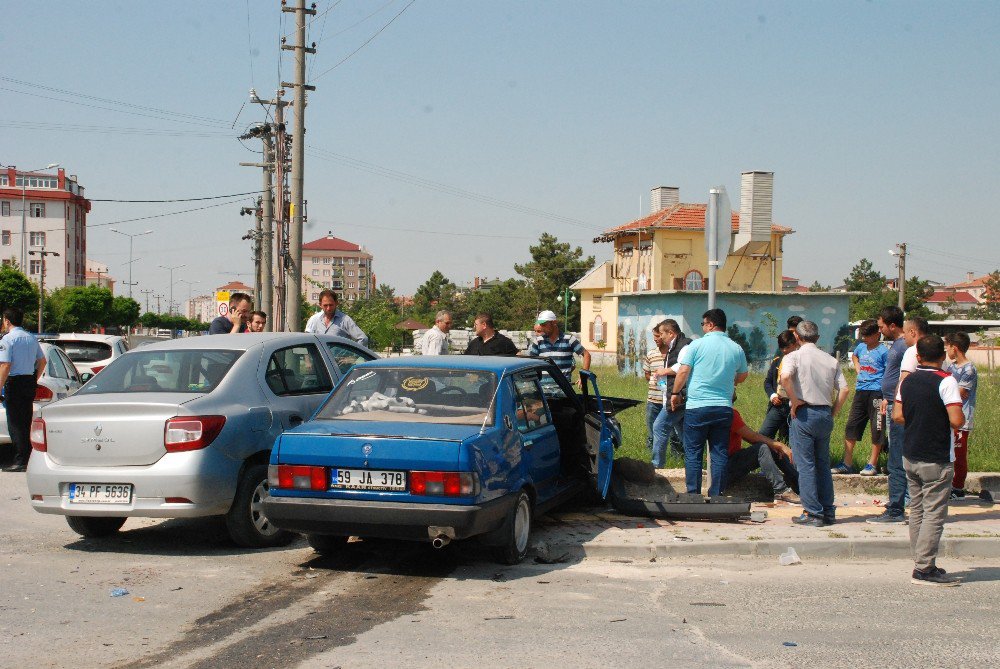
[606, 474, 753, 521]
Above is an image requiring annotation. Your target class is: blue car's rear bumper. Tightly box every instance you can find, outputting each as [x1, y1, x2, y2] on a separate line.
[262, 492, 516, 542]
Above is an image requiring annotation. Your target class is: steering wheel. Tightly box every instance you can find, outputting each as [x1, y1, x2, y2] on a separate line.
[439, 386, 467, 395]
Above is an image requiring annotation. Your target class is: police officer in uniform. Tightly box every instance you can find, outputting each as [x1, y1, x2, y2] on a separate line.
[0, 307, 46, 472]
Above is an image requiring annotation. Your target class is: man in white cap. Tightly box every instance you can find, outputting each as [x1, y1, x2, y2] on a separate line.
[528, 310, 590, 384]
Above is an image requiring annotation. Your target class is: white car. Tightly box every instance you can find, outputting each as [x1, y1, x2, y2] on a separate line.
[0, 343, 83, 445]
[43, 333, 128, 380]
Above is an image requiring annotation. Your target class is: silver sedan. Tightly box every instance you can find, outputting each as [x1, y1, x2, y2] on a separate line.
[26, 332, 376, 547]
[0, 342, 83, 448]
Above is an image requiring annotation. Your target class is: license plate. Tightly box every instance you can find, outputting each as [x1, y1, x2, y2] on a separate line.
[330, 469, 406, 491]
[68, 483, 133, 504]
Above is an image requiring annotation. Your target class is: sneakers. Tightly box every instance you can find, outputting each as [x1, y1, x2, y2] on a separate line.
[950, 488, 967, 500]
[911, 568, 960, 587]
[792, 513, 830, 527]
[866, 511, 906, 524]
[775, 489, 800, 503]
[859, 464, 878, 476]
[831, 462, 855, 475]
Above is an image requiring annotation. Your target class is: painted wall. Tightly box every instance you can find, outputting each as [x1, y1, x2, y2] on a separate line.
[579, 289, 618, 353]
[614, 291, 853, 376]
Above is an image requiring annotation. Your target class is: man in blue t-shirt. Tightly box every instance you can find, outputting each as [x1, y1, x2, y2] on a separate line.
[868, 305, 909, 524]
[834, 319, 888, 474]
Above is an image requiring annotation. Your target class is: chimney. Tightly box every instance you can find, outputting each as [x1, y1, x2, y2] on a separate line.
[738, 171, 773, 242]
[650, 186, 679, 213]
[966, 271, 975, 282]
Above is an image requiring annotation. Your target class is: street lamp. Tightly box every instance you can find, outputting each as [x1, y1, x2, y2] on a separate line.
[28, 248, 60, 333]
[556, 287, 577, 331]
[110, 229, 153, 299]
[159, 264, 186, 316]
[18, 163, 60, 271]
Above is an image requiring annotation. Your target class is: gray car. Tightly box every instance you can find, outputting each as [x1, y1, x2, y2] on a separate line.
[26, 333, 376, 547]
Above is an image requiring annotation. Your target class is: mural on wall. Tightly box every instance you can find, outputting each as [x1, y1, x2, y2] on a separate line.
[615, 292, 854, 377]
[616, 322, 626, 373]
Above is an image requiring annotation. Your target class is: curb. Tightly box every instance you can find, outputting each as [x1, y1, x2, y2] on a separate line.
[543, 537, 1000, 561]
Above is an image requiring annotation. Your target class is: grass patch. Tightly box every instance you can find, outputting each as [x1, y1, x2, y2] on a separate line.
[826, 532, 847, 539]
[747, 535, 763, 541]
[594, 366, 1000, 471]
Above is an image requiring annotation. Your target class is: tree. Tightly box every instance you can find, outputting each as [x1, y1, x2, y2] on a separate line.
[462, 279, 538, 330]
[970, 271, 1000, 319]
[345, 298, 398, 351]
[46, 285, 114, 332]
[843, 258, 931, 320]
[514, 233, 594, 330]
[0, 266, 39, 322]
[411, 271, 463, 325]
[808, 280, 831, 292]
[108, 296, 141, 329]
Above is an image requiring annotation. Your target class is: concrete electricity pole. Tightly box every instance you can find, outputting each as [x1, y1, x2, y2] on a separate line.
[28, 247, 60, 333]
[159, 264, 185, 316]
[281, 0, 316, 331]
[894, 243, 907, 310]
[239, 116, 278, 330]
[140, 289, 154, 314]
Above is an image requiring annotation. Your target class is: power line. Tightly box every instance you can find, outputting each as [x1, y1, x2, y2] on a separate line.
[87, 197, 251, 230]
[90, 190, 265, 203]
[0, 119, 232, 138]
[907, 243, 999, 270]
[319, 219, 591, 242]
[245, 0, 256, 89]
[309, 0, 417, 82]
[317, 0, 397, 45]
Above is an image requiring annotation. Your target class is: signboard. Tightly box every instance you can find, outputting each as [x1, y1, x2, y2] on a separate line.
[705, 186, 732, 271]
[216, 291, 230, 317]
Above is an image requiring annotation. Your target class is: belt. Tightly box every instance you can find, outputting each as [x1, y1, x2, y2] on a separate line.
[8, 374, 34, 379]
[798, 402, 831, 409]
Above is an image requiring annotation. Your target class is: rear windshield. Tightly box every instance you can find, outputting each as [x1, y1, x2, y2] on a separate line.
[51, 340, 112, 363]
[315, 367, 497, 426]
[77, 349, 243, 394]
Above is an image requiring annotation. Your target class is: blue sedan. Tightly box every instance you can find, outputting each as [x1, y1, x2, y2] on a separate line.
[262, 356, 638, 564]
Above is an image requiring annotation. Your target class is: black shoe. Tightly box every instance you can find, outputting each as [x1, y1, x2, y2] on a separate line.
[866, 511, 906, 525]
[949, 488, 966, 500]
[792, 513, 828, 527]
[911, 568, 960, 587]
[931, 565, 947, 576]
[823, 516, 836, 525]
[2, 464, 27, 472]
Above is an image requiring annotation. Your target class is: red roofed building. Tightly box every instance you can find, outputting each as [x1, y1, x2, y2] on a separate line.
[946, 273, 993, 303]
[924, 289, 979, 317]
[301, 232, 373, 302]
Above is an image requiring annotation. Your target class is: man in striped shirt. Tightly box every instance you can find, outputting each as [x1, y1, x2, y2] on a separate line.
[528, 310, 590, 385]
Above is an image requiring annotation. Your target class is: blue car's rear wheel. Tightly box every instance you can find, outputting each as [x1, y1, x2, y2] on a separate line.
[306, 534, 349, 555]
[494, 490, 532, 565]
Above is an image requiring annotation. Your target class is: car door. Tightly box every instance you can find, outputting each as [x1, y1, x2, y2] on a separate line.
[43, 348, 73, 400]
[54, 347, 83, 394]
[261, 342, 334, 432]
[511, 372, 561, 501]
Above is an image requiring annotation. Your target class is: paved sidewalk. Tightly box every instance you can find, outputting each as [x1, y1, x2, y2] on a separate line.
[534, 493, 1000, 562]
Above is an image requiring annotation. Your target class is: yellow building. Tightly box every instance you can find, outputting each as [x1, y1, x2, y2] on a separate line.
[576, 172, 794, 357]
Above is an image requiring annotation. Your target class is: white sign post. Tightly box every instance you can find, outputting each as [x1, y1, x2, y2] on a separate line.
[705, 186, 732, 310]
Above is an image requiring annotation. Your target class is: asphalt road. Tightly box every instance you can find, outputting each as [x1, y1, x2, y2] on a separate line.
[2, 473, 996, 669]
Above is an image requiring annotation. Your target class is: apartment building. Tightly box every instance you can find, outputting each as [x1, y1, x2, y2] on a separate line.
[301, 233, 374, 302]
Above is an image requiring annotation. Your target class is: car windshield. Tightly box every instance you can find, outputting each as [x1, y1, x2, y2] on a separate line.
[77, 349, 243, 394]
[51, 340, 112, 363]
[316, 367, 498, 426]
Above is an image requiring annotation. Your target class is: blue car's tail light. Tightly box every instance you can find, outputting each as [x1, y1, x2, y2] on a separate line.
[271, 464, 328, 491]
[409, 471, 478, 497]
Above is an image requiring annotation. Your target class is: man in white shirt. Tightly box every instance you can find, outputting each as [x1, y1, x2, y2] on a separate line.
[420, 310, 452, 355]
[304, 290, 369, 347]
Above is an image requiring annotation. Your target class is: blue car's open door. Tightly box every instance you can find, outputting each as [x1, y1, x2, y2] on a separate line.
[579, 370, 613, 499]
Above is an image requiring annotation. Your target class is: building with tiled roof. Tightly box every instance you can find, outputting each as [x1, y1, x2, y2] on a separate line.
[946, 273, 993, 303]
[301, 232, 373, 303]
[924, 290, 980, 317]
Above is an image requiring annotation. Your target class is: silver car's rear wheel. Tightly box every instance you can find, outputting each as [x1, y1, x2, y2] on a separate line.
[226, 463, 294, 548]
[66, 516, 126, 538]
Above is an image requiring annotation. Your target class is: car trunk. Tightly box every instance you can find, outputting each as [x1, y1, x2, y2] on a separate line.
[42, 393, 199, 467]
[275, 421, 473, 471]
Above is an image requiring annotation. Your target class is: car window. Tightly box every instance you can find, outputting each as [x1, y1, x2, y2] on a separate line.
[513, 375, 551, 433]
[46, 349, 70, 379]
[326, 342, 374, 376]
[538, 369, 570, 399]
[265, 344, 333, 396]
[51, 340, 113, 363]
[57, 349, 81, 382]
[77, 350, 243, 394]
[315, 367, 497, 426]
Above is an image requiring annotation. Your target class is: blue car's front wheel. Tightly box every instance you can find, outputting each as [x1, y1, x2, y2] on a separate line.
[494, 491, 532, 565]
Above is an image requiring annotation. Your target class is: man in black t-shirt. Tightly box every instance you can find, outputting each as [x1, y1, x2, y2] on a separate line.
[464, 313, 519, 356]
[893, 335, 965, 587]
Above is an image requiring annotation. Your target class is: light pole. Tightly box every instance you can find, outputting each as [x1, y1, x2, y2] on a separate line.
[159, 264, 185, 316]
[556, 287, 577, 332]
[110, 229, 153, 299]
[177, 279, 200, 319]
[18, 163, 60, 271]
[28, 248, 60, 333]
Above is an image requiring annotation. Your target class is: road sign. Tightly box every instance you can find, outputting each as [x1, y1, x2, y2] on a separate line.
[216, 291, 230, 318]
[705, 186, 732, 272]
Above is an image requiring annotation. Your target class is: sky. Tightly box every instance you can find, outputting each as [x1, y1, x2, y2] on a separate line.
[2, 1, 998, 308]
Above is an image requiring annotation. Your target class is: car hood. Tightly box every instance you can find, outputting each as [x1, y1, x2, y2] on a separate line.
[288, 418, 486, 442]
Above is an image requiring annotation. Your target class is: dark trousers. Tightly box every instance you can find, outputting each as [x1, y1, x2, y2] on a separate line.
[723, 443, 799, 495]
[759, 401, 790, 442]
[5, 376, 36, 467]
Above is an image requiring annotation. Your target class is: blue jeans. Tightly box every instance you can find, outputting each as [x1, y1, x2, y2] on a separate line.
[790, 405, 835, 518]
[759, 401, 790, 442]
[886, 402, 907, 516]
[645, 402, 661, 451]
[651, 405, 684, 468]
[682, 406, 732, 496]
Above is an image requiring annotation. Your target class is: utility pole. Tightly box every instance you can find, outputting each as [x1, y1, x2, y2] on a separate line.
[159, 264, 185, 316]
[28, 248, 59, 333]
[895, 242, 907, 311]
[110, 228, 152, 299]
[282, 0, 317, 332]
[155, 294, 162, 314]
[239, 116, 278, 330]
[140, 289, 153, 314]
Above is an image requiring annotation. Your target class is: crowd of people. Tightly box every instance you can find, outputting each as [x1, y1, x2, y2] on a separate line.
[641, 305, 978, 587]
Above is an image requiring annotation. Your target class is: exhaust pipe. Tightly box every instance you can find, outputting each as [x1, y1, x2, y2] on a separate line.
[431, 534, 451, 549]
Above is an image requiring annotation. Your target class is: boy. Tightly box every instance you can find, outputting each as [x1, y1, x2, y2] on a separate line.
[760, 330, 798, 443]
[893, 334, 965, 586]
[944, 332, 977, 498]
[835, 319, 887, 474]
[723, 407, 799, 502]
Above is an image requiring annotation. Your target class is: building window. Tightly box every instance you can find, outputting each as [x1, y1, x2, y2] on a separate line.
[322, 257, 330, 264]
[684, 270, 704, 291]
[323, 269, 330, 277]
[16, 176, 57, 189]
[348, 282, 356, 289]
[30, 203, 45, 218]
[311, 293, 319, 301]
[348, 258, 356, 265]
[30, 231, 46, 246]
[312, 269, 319, 276]
[592, 315, 605, 343]
[1, 202, 9, 217]
[592, 294, 603, 306]
[1, 231, 9, 246]
[0, 176, 7, 186]
[29, 260, 41, 275]
[347, 270, 354, 277]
